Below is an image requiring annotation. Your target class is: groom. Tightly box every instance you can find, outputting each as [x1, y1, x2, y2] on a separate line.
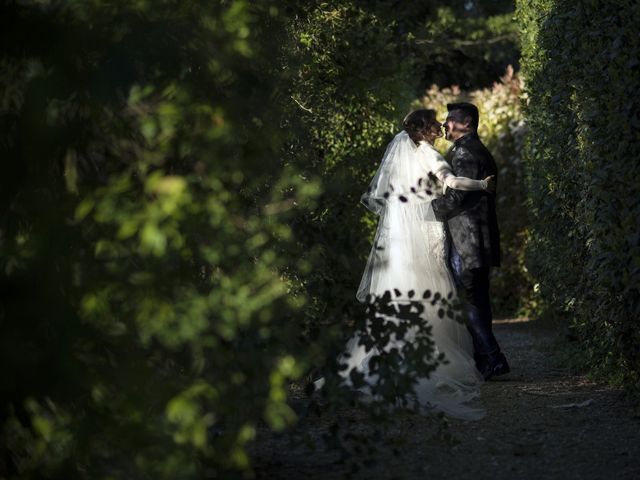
[431, 102, 510, 380]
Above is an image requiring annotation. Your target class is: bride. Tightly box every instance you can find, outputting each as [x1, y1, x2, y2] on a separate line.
[333, 109, 494, 420]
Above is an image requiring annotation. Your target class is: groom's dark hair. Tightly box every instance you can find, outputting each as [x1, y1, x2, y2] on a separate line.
[447, 102, 479, 131]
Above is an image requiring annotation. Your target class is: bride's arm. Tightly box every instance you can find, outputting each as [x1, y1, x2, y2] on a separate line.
[436, 166, 494, 192]
[419, 144, 493, 192]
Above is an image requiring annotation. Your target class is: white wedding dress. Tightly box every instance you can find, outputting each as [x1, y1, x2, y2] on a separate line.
[340, 130, 486, 420]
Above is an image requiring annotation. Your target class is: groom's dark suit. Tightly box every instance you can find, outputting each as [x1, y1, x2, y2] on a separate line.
[431, 132, 503, 363]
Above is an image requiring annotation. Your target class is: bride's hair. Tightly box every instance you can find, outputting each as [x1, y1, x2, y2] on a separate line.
[402, 109, 438, 145]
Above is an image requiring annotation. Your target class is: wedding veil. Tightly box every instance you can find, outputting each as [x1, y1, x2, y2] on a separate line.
[357, 131, 440, 302]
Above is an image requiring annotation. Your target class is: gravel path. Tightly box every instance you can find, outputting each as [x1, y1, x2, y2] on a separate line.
[252, 319, 640, 479]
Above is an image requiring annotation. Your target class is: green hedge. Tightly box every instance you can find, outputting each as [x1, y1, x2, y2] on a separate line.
[518, 0, 640, 398]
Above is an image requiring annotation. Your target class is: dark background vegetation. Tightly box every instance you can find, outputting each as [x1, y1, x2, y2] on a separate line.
[0, 0, 637, 477]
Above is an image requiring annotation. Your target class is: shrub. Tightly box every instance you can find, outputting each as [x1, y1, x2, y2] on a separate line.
[0, 2, 316, 477]
[517, 0, 640, 400]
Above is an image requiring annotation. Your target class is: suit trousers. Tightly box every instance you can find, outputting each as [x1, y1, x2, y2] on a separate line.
[449, 245, 500, 357]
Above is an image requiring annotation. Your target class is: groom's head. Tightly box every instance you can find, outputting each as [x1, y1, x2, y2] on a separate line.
[444, 102, 479, 141]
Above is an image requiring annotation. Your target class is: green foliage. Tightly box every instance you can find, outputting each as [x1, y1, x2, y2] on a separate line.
[517, 0, 640, 400]
[412, 2, 519, 89]
[414, 67, 533, 316]
[1, 1, 314, 477]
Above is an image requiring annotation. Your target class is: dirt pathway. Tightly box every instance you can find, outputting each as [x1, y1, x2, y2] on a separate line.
[253, 319, 640, 479]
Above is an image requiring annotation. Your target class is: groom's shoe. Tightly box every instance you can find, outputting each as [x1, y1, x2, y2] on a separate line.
[481, 352, 510, 381]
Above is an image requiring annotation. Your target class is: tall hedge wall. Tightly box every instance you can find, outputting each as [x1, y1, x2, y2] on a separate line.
[517, 0, 640, 397]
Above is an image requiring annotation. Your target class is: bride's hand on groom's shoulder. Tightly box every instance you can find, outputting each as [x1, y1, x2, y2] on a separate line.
[483, 175, 496, 194]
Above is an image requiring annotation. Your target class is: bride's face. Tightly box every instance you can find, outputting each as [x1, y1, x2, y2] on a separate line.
[424, 121, 443, 144]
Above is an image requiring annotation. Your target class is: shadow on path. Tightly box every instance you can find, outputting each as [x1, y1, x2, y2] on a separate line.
[253, 319, 640, 479]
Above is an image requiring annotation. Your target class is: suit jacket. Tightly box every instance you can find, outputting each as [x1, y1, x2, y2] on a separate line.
[431, 133, 501, 269]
